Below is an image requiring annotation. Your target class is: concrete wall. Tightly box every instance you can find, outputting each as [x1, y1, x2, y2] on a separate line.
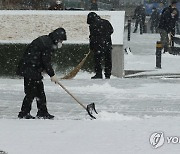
[111, 45, 124, 77]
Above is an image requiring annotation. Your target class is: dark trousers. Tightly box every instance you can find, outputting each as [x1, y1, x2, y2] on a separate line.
[93, 48, 112, 77]
[150, 22, 158, 33]
[134, 18, 144, 34]
[159, 28, 170, 53]
[20, 78, 48, 114]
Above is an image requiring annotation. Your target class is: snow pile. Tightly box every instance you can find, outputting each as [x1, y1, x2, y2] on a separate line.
[96, 111, 141, 121]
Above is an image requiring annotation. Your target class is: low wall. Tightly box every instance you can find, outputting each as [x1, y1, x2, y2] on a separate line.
[0, 43, 94, 77]
[112, 45, 124, 77]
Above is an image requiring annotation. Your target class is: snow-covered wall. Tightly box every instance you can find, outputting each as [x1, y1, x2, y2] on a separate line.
[0, 10, 125, 45]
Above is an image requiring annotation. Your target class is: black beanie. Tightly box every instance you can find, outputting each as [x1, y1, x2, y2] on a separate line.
[87, 12, 98, 24]
[49, 27, 67, 44]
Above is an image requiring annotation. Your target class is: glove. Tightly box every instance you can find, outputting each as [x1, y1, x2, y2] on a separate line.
[51, 75, 59, 84]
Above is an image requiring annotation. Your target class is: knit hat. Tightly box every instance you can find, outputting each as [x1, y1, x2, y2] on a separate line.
[87, 12, 98, 24]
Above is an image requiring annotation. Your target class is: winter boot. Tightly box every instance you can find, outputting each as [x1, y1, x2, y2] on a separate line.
[133, 29, 137, 33]
[18, 112, 35, 119]
[91, 74, 103, 79]
[163, 47, 168, 53]
[105, 76, 110, 79]
[0, 150, 8, 154]
[36, 111, 54, 119]
[104, 72, 111, 79]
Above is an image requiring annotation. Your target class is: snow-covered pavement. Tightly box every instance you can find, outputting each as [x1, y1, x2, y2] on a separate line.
[1, 76, 180, 154]
[2, 24, 180, 154]
[1, 76, 180, 120]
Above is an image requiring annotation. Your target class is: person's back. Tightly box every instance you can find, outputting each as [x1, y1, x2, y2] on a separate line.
[170, 8, 179, 34]
[133, 5, 146, 33]
[150, 8, 160, 33]
[133, 5, 141, 19]
[139, 5, 146, 19]
[17, 28, 67, 80]
[98, 18, 113, 46]
[17, 35, 55, 80]
[151, 8, 159, 23]
[158, 6, 172, 32]
[87, 12, 113, 79]
[158, 0, 179, 53]
[89, 16, 113, 50]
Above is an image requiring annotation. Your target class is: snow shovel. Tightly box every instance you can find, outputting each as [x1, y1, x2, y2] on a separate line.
[57, 81, 98, 119]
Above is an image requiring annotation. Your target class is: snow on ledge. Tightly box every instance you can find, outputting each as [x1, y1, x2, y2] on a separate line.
[0, 10, 125, 45]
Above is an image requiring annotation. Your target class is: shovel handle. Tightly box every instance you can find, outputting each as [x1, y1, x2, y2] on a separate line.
[57, 81, 86, 110]
[57, 81, 97, 119]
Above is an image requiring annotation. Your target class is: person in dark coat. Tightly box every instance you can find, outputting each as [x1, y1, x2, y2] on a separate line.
[90, 0, 98, 11]
[158, 0, 179, 53]
[149, 7, 160, 33]
[48, 0, 64, 10]
[17, 28, 67, 119]
[87, 12, 114, 79]
[133, 4, 146, 34]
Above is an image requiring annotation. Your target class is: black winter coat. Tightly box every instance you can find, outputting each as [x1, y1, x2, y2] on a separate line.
[17, 35, 57, 80]
[133, 5, 146, 22]
[89, 17, 114, 51]
[158, 6, 179, 33]
[90, 2, 98, 11]
[150, 9, 160, 24]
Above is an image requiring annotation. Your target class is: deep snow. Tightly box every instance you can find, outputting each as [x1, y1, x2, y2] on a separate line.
[1, 11, 180, 154]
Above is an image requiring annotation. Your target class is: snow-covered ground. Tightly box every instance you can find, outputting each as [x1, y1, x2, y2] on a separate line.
[2, 12, 180, 154]
[2, 76, 180, 154]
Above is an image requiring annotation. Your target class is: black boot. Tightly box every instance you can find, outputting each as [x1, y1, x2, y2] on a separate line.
[91, 74, 103, 79]
[0, 150, 8, 154]
[105, 76, 110, 79]
[18, 112, 35, 119]
[133, 29, 137, 33]
[36, 111, 54, 119]
[104, 72, 111, 79]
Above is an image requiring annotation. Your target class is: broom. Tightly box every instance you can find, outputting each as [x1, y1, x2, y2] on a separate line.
[61, 50, 91, 79]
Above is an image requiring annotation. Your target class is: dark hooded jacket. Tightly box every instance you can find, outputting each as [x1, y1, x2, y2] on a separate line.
[158, 6, 179, 33]
[87, 12, 114, 51]
[133, 5, 146, 21]
[17, 28, 66, 80]
[150, 8, 160, 25]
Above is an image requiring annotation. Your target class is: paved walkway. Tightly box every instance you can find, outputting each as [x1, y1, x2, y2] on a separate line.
[1, 77, 180, 120]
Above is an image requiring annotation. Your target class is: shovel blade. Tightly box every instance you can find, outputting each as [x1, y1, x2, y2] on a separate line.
[86, 103, 98, 119]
